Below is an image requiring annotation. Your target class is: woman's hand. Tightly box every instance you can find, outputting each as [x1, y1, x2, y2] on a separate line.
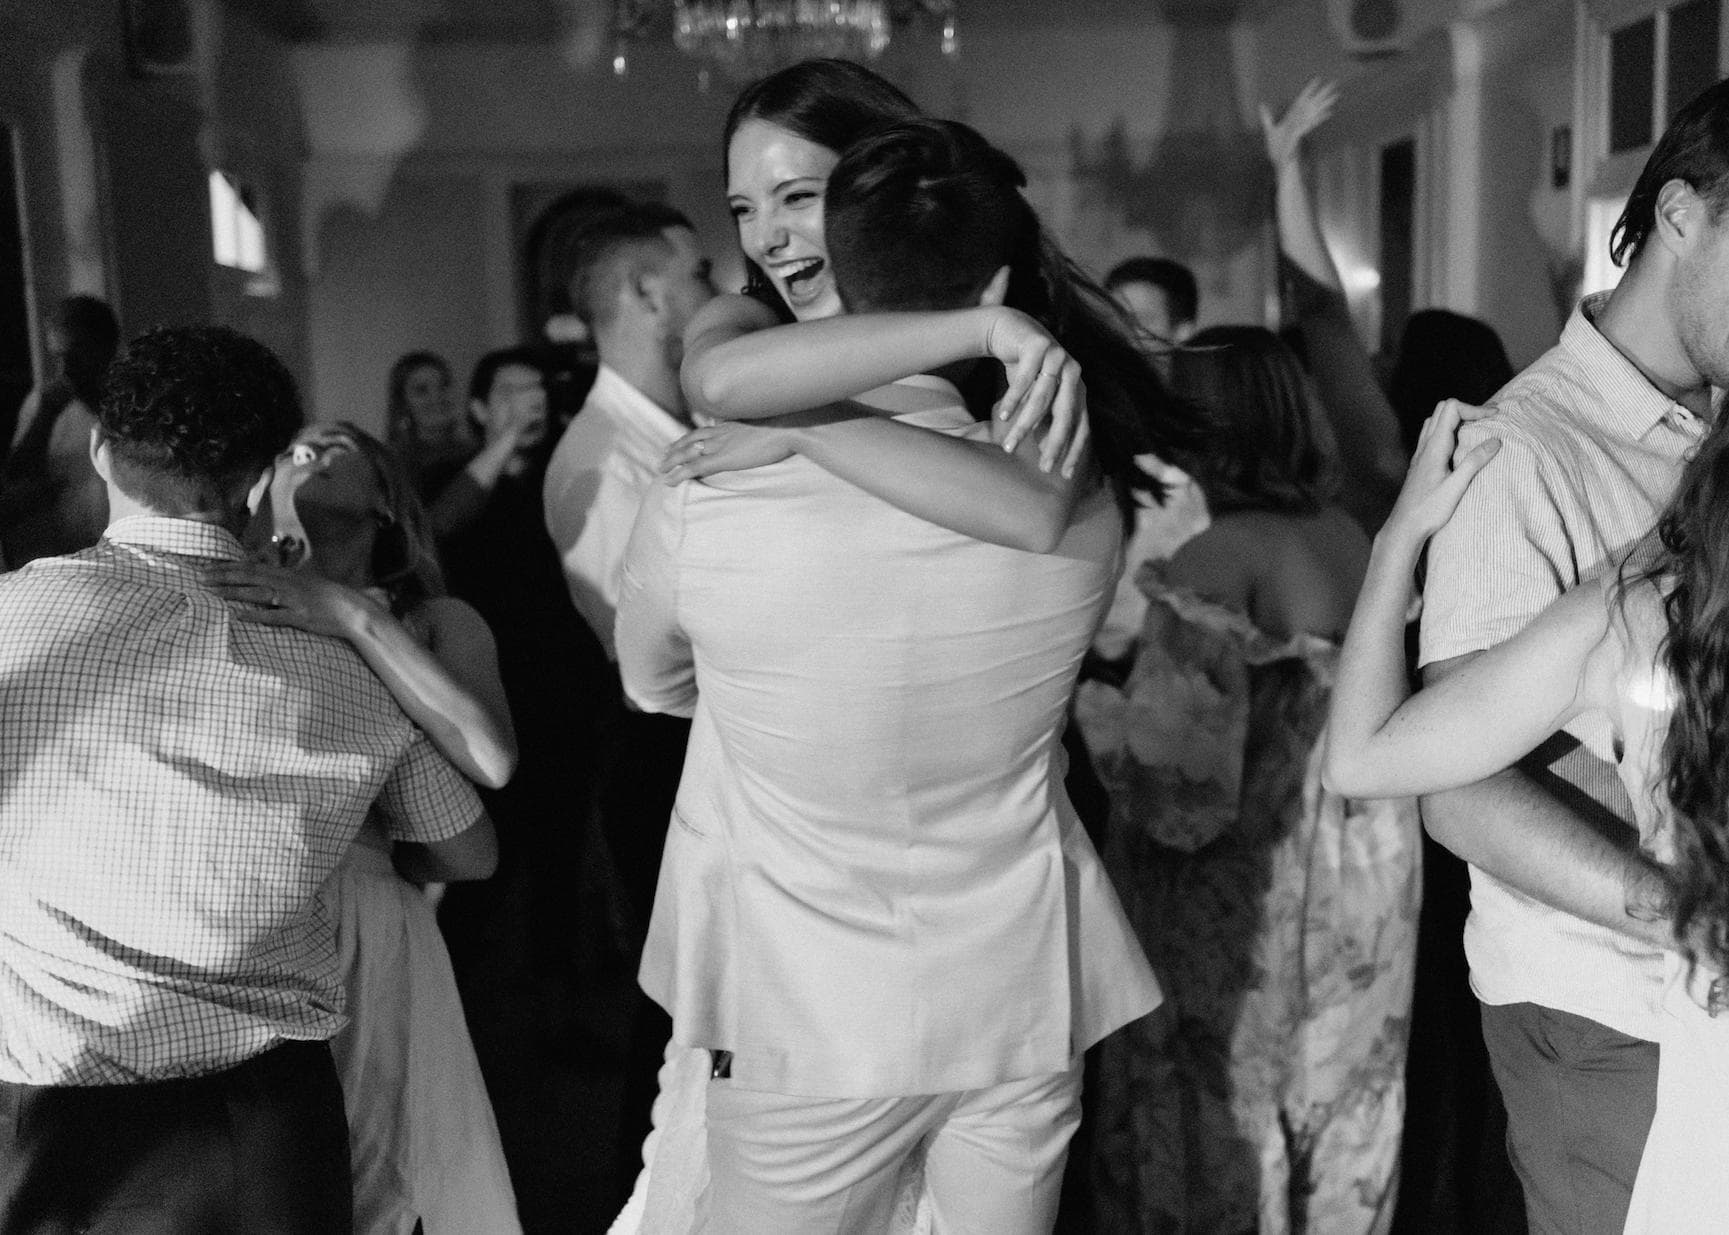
[659, 419, 797, 484]
[985, 307, 1091, 476]
[205, 561, 378, 638]
[1260, 77, 1339, 168]
[1382, 399, 1500, 548]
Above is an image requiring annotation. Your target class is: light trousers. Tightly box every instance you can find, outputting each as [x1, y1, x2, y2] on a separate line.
[700, 1061, 1082, 1235]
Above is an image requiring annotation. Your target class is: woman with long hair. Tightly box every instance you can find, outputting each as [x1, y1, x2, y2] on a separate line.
[1076, 321, 1419, 1235]
[1324, 395, 1729, 1232]
[208, 423, 521, 1234]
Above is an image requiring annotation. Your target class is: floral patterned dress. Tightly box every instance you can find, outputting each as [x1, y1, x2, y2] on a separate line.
[1076, 567, 1420, 1235]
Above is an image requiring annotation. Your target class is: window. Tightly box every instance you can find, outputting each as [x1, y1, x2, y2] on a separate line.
[1610, 18, 1657, 151]
[1668, 0, 1721, 117]
[1607, 1, 1723, 154]
[208, 171, 265, 273]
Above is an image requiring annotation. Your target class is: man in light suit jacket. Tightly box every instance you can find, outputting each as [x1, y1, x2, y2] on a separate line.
[615, 121, 1160, 1232]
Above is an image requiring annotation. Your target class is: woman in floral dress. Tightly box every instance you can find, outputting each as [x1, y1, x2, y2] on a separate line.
[1077, 317, 1418, 1234]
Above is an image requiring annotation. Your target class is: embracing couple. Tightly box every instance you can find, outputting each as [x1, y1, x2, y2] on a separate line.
[605, 60, 1202, 1234]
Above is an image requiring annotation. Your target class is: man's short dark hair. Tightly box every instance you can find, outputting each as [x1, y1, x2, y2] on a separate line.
[99, 325, 302, 515]
[567, 201, 695, 331]
[466, 346, 545, 405]
[826, 118, 1029, 314]
[1104, 257, 1198, 328]
[1612, 76, 1729, 265]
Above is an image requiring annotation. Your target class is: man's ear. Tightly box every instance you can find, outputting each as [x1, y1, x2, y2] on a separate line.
[88, 423, 113, 484]
[978, 265, 1011, 308]
[1653, 178, 1700, 256]
[638, 266, 671, 320]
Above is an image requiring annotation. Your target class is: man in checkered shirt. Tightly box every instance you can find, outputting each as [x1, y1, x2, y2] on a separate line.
[0, 326, 496, 1232]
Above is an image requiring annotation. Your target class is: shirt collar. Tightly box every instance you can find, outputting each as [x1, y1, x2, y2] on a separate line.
[588, 365, 689, 441]
[102, 516, 246, 561]
[1562, 292, 1696, 440]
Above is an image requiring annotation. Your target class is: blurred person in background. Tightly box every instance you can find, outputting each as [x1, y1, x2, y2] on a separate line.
[1105, 256, 1199, 347]
[435, 347, 613, 1158]
[0, 294, 119, 567]
[1078, 322, 1418, 1235]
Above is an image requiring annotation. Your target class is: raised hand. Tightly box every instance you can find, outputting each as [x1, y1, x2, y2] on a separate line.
[1260, 78, 1340, 168]
[205, 560, 378, 638]
[1383, 399, 1500, 547]
[660, 419, 797, 484]
[986, 306, 1091, 477]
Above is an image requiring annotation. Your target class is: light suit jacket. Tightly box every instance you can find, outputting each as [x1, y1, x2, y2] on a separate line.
[616, 376, 1161, 1098]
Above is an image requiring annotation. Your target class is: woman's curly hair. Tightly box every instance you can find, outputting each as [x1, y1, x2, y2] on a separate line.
[1641, 420, 1729, 976]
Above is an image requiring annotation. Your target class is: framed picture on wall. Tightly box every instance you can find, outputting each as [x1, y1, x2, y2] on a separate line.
[123, 0, 197, 78]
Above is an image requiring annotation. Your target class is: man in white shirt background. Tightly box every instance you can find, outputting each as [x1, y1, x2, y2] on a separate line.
[541, 198, 715, 1203]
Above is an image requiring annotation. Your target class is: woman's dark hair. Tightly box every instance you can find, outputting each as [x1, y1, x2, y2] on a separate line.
[825, 117, 1208, 513]
[1388, 309, 1514, 452]
[1166, 324, 1334, 516]
[1639, 417, 1729, 976]
[1611, 76, 1729, 266]
[386, 350, 451, 447]
[723, 58, 921, 318]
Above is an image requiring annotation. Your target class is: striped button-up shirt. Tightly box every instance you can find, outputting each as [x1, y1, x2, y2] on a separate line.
[0, 517, 482, 1085]
[1420, 294, 1707, 1039]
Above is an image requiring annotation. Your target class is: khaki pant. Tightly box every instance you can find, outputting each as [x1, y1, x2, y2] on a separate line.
[701, 1062, 1082, 1235]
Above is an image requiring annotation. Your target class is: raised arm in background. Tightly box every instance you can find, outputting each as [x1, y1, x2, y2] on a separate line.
[207, 561, 518, 790]
[1263, 78, 1407, 530]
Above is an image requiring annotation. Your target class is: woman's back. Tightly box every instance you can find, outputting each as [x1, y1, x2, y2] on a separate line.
[1164, 503, 1370, 643]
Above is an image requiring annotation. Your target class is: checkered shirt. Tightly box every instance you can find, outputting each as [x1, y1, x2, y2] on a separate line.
[0, 516, 483, 1085]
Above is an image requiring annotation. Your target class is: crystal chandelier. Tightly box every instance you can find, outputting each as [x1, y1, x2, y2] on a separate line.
[612, 0, 959, 83]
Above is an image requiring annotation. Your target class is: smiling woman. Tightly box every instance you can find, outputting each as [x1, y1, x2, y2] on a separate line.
[727, 120, 843, 317]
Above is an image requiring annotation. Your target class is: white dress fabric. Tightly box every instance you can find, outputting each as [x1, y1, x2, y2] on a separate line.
[326, 830, 521, 1234]
[1611, 607, 1729, 1235]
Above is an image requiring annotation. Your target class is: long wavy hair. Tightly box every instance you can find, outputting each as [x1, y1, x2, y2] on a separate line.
[385, 350, 453, 450]
[1643, 419, 1729, 975]
[1167, 325, 1335, 516]
[299, 421, 445, 616]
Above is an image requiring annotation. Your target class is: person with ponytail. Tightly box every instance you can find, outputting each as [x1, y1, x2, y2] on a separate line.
[612, 115, 1162, 1234]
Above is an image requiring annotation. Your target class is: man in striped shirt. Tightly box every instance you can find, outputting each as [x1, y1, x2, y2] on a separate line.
[0, 326, 494, 1232]
[1420, 81, 1729, 1234]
